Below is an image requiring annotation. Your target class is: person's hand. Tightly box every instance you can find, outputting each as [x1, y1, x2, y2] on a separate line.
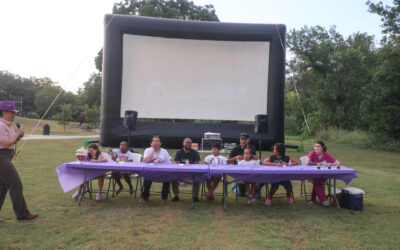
[237, 155, 243, 161]
[16, 128, 24, 140]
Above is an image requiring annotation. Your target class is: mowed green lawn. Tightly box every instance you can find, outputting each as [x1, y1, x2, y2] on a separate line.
[0, 138, 399, 249]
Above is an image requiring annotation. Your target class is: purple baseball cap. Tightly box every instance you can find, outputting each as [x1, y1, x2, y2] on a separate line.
[0, 101, 19, 113]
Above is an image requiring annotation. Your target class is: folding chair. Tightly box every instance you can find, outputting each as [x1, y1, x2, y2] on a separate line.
[106, 153, 143, 198]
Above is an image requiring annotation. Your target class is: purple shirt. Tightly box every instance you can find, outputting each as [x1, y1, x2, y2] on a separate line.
[307, 151, 336, 163]
[0, 118, 15, 149]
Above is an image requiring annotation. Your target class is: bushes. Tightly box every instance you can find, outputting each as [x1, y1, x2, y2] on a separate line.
[312, 127, 400, 152]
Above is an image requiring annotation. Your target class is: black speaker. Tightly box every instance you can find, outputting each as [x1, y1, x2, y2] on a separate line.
[255, 114, 268, 133]
[124, 110, 138, 130]
[202, 139, 222, 151]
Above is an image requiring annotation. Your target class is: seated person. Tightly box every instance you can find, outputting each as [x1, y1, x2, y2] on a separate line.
[139, 136, 171, 203]
[238, 148, 260, 204]
[263, 143, 299, 206]
[306, 140, 341, 206]
[172, 138, 201, 202]
[204, 145, 227, 201]
[72, 143, 107, 200]
[107, 141, 135, 195]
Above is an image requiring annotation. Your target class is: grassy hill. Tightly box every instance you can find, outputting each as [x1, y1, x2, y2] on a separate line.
[14, 116, 98, 135]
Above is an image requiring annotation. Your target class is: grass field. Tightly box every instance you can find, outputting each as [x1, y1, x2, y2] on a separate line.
[15, 116, 98, 135]
[0, 138, 399, 249]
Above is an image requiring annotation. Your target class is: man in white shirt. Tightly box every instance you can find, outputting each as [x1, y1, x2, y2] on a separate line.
[139, 136, 171, 203]
[107, 141, 135, 195]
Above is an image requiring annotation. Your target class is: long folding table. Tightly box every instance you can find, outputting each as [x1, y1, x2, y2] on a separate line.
[56, 161, 357, 209]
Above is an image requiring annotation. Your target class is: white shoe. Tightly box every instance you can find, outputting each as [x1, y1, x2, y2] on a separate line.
[72, 192, 81, 199]
[96, 193, 102, 201]
[322, 200, 330, 207]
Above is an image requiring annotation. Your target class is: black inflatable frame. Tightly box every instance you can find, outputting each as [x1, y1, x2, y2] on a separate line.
[101, 14, 286, 149]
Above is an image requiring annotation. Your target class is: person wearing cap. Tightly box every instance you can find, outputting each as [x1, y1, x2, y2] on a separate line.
[227, 133, 258, 164]
[0, 101, 38, 221]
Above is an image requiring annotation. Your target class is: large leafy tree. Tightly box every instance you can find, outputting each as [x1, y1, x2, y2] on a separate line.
[363, 0, 400, 140]
[286, 26, 376, 133]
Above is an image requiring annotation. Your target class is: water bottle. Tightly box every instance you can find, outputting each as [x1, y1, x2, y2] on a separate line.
[185, 159, 189, 165]
[323, 161, 327, 168]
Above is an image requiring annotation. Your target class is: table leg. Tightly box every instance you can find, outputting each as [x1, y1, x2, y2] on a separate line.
[223, 179, 227, 211]
[333, 179, 340, 210]
[327, 178, 341, 210]
[191, 175, 194, 209]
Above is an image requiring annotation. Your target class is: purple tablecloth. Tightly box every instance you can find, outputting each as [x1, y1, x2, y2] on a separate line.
[56, 161, 357, 193]
[211, 165, 357, 184]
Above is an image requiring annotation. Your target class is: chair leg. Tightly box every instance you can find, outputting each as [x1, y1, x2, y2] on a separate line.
[106, 177, 112, 200]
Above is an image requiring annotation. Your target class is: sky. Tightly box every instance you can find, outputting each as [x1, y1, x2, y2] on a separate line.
[0, 0, 392, 93]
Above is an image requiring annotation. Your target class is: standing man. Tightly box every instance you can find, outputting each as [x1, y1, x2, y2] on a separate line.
[227, 133, 258, 164]
[172, 138, 201, 202]
[0, 101, 38, 221]
[140, 136, 171, 203]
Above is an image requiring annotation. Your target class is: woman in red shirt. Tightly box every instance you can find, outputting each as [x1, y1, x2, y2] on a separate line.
[306, 141, 341, 206]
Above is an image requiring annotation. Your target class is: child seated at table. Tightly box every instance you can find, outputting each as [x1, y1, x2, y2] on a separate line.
[72, 143, 108, 201]
[204, 145, 227, 201]
[238, 148, 260, 204]
[107, 141, 135, 196]
[306, 140, 341, 206]
[263, 143, 299, 206]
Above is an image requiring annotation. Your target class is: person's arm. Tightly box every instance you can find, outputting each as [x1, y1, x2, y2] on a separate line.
[204, 155, 210, 164]
[90, 153, 107, 162]
[263, 158, 284, 166]
[174, 150, 181, 164]
[305, 157, 312, 165]
[126, 152, 134, 162]
[289, 157, 299, 166]
[263, 157, 274, 165]
[107, 149, 117, 161]
[228, 152, 243, 164]
[0, 127, 24, 148]
[143, 148, 155, 163]
[194, 151, 200, 164]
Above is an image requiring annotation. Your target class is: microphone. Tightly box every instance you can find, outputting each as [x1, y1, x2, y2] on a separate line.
[16, 122, 21, 129]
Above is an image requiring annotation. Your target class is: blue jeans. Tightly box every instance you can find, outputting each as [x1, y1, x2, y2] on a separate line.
[141, 179, 170, 200]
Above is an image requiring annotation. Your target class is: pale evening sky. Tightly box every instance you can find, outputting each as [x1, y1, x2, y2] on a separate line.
[0, 0, 391, 93]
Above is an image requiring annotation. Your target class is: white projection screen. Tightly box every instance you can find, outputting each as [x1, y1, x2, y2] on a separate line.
[101, 14, 286, 148]
[121, 34, 270, 121]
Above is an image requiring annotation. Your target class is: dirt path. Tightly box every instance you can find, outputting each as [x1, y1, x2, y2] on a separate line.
[22, 134, 99, 140]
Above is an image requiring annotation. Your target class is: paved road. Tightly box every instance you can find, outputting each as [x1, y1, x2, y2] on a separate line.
[22, 134, 99, 140]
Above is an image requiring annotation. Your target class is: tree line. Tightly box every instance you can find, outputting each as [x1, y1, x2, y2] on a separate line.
[285, 0, 400, 148]
[0, 71, 101, 129]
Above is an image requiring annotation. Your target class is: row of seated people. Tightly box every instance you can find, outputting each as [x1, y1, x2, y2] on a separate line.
[71, 133, 340, 207]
